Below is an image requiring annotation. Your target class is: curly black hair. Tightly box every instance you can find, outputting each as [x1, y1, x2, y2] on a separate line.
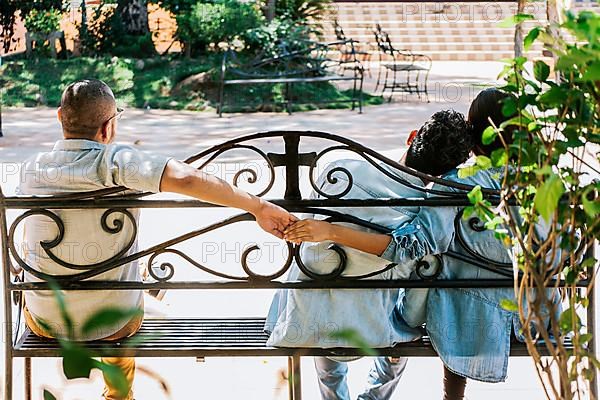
[405, 109, 473, 176]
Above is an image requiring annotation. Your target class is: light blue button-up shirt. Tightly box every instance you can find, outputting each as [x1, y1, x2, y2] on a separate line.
[265, 159, 425, 348]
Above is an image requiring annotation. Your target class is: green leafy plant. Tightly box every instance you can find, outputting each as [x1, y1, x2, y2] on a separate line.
[244, 17, 313, 57]
[24, 8, 61, 35]
[36, 281, 150, 399]
[176, 0, 263, 56]
[80, 1, 155, 57]
[274, 0, 333, 26]
[464, 9, 599, 400]
[0, 0, 64, 53]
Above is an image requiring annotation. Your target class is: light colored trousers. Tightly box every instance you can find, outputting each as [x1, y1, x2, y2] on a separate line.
[314, 356, 408, 400]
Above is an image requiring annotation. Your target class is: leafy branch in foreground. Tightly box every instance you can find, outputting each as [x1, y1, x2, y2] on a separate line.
[463, 9, 599, 400]
[35, 281, 164, 399]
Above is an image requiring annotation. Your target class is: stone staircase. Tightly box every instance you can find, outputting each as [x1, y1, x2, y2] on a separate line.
[321, 0, 599, 61]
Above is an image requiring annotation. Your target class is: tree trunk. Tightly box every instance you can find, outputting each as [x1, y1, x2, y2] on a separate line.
[266, 0, 276, 21]
[514, 0, 526, 58]
[117, 0, 149, 36]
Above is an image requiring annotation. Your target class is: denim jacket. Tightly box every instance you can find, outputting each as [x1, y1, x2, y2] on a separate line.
[265, 159, 425, 348]
[381, 167, 561, 382]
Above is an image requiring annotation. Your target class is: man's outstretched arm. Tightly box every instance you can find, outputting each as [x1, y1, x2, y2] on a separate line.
[160, 160, 296, 238]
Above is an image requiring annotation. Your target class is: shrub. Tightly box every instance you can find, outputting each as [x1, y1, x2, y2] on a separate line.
[275, 0, 333, 25]
[244, 17, 313, 57]
[465, 9, 600, 400]
[176, 0, 263, 55]
[24, 8, 61, 35]
[82, 2, 155, 58]
[157, 0, 198, 13]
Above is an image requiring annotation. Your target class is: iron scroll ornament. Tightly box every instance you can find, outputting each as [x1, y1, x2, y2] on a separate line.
[8, 204, 447, 285]
[8, 208, 138, 282]
[449, 209, 514, 278]
[8, 208, 300, 283]
[183, 131, 504, 200]
[6, 131, 510, 285]
[5, 131, 504, 204]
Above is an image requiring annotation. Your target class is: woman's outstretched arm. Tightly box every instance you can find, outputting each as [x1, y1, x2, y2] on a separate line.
[284, 219, 392, 256]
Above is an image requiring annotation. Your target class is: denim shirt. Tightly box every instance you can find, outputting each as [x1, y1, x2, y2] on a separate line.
[381, 167, 561, 382]
[265, 159, 425, 348]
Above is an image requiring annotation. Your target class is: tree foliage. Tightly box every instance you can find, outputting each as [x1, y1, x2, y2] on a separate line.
[466, 9, 599, 400]
[0, 0, 64, 53]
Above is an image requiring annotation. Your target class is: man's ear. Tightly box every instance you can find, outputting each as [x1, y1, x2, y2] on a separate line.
[57, 107, 62, 123]
[100, 121, 109, 142]
[406, 130, 418, 146]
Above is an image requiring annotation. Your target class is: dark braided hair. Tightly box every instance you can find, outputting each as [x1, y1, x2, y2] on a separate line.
[405, 109, 473, 176]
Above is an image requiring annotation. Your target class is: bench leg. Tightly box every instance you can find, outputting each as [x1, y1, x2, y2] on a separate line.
[25, 357, 32, 400]
[217, 81, 225, 117]
[287, 355, 302, 400]
[4, 350, 12, 400]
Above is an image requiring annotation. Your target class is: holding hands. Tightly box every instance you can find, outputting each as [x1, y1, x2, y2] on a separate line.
[252, 200, 299, 239]
[284, 219, 333, 244]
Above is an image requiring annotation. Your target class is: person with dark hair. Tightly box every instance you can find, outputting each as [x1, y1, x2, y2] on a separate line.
[19, 79, 296, 400]
[468, 87, 517, 156]
[405, 109, 473, 176]
[285, 88, 560, 400]
[267, 109, 474, 400]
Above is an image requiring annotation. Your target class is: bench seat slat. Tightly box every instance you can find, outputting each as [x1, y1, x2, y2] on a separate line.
[14, 317, 569, 359]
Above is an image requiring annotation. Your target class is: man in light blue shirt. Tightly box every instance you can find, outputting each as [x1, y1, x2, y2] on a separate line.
[19, 79, 296, 400]
[272, 110, 474, 400]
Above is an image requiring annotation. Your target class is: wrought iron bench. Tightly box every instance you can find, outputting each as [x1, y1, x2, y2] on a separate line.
[1, 131, 594, 400]
[217, 42, 364, 116]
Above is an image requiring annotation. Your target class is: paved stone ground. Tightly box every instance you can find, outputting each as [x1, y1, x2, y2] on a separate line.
[0, 62, 553, 400]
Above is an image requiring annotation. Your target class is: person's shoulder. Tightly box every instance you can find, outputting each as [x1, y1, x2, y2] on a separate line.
[437, 167, 503, 191]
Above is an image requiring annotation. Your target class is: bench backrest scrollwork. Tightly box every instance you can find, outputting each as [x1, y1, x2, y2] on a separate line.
[0, 131, 586, 297]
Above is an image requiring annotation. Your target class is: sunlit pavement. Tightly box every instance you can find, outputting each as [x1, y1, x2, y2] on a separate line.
[1, 62, 554, 399]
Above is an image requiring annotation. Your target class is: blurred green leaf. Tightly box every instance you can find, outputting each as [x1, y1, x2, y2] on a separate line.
[467, 185, 484, 205]
[533, 60, 550, 82]
[563, 266, 576, 284]
[580, 333, 593, 345]
[491, 148, 508, 167]
[559, 308, 582, 334]
[524, 27, 540, 50]
[81, 308, 143, 337]
[501, 96, 517, 117]
[534, 174, 565, 221]
[329, 329, 378, 356]
[499, 13, 535, 28]
[475, 155, 492, 169]
[458, 165, 479, 179]
[61, 342, 95, 380]
[482, 126, 498, 145]
[582, 187, 600, 218]
[48, 280, 74, 338]
[43, 389, 57, 400]
[500, 298, 519, 312]
[582, 61, 600, 81]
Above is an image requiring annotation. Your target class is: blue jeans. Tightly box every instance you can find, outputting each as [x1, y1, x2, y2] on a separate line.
[314, 356, 408, 400]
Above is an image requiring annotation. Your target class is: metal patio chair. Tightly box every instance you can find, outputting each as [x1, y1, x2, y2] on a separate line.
[333, 20, 372, 77]
[373, 24, 432, 101]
